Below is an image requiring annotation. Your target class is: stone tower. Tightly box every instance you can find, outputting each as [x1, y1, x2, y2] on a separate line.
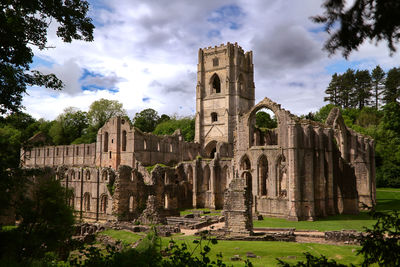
[195, 43, 255, 155]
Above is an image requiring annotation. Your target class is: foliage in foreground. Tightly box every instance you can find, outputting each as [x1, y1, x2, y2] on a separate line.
[0, 169, 75, 262]
[71, 230, 252, 267]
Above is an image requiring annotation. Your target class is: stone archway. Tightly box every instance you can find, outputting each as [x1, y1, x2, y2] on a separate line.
[204, 140, 217, 159]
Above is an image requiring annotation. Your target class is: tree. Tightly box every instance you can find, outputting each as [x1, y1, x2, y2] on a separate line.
[49, 107, 88, 145]
[354, 69, 372, 109]
[324, 73, 341, 106]
[0, 169, 75, 261]
[158, 114, 171, 124]
[133, 108, 160, 133]
[312, 0, 400, 58]
[153, 117, 195, 142]
[383, 67, 400, 104]
[87, 99, 126, 130]
[339, 69, 356, 108]
[371, 65, 386, 109]
[312, 104, 337, 123]
[255, 111, 277, 129]
[0, 0, 94, 114]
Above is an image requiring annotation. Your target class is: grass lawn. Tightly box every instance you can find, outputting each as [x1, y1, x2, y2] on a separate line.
[184, 239, 362, 267]
[97, 188, 400, 266]
[253, 188, 400, 231]
[98, 231, 363, 266]
[98, 229, 144, 245]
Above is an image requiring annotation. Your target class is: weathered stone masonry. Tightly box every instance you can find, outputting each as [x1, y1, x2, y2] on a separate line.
[21, 42, 375, 223]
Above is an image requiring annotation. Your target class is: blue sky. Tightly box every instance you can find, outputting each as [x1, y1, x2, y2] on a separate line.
[24, 0, 400, 120]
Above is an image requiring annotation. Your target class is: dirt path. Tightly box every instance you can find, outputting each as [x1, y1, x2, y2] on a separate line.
[180, 222, 356, 245]
[180, 222, 225, 236]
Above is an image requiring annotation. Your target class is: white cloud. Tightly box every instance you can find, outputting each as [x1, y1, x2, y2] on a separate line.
[22, 0, 400, 120]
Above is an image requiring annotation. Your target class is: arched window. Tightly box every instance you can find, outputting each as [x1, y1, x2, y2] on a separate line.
[83, 193, 91, 211]
[66, 147, 68, 155]
[122, 130, 127, 151]
[169, 143, 173, 152]
[100, 195, 108, 213]
[157, 142, 160, 151]
[76, 147, 79, 155]
[211, 74, 221, 93]
[240, 155, 251, 170]
[258, 155, 268, 196]
[71, 170, 75, 180]
[86, 170, 90, 180]
[277, 155, 287, 198]
[104, 132, 109, 152]
[129, 196, 134, 212]
[144, 140, 147, 150]
[203, 165, 211, 191]
[87, 146, 90, 155]
[211, 112, 218, 122]
[250, 106, 278, 146]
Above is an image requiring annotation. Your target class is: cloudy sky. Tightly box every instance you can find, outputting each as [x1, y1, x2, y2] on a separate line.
[24, 0, 400, 120]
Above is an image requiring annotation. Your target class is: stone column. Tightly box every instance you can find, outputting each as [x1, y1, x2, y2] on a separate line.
[317, 127, 327, 216]
[303, 124, 315, 220]
[325, 128, 335, 215]
[192, 162, 199, 208]
[287, 123, 299, 220]
[209, 161, 217, 209]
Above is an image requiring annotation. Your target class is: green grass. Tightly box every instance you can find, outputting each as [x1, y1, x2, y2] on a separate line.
[98, 229, 144, 245]
[0, 225, 17, 231]
[160, 235, 362, 267]
[96, 231, 362, 266]
[145, 163, 169, 173]
[97, 188, 400, 266]
[254, 188, 400, 231]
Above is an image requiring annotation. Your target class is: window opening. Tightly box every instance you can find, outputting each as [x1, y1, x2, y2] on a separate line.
[104, 132, 109, 152]
[122, 130, 127, 151]
[211, 112, 218, 122]
[212, 74, 221, 93]
[213, 57, 219, 67]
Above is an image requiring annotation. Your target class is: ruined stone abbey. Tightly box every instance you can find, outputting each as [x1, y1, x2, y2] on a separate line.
[21, 43, 376, 223]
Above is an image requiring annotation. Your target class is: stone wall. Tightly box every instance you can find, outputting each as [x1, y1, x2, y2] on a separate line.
[232, 97, 373, 221]
[22, 143, 96, 168]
